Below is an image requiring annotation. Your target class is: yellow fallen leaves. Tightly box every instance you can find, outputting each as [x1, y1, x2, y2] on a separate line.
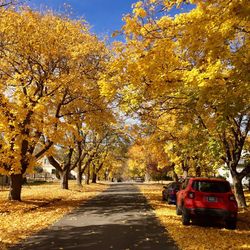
[0, 181, 108, 250]
[138, 184, 250, 250]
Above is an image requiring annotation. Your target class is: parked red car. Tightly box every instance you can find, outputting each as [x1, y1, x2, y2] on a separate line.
[176, 177, 238, 229]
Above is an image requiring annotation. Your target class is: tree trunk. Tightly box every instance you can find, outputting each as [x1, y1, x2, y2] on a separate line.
[173, 170, 178, 182]
[231, 171, 247, 207]
[183, 169, 188, 179]
[76, 162, 83, 187]
[92, 172, 97, 183]
[59, 170, 69, 190]
[181, 160, 189, 179]
[85, 165, 90, 185]
[104, 169, 108, 181]
[76, 171, 83, 187]
[8, 174, 23, 201]
[144, 171, 150, 182]
[195, 166, 201, 177]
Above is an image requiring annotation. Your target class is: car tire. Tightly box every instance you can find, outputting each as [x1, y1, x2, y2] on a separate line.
[225, 219, 237, 230]
[182, 207, 190, 225]
[176, 204, 182, 215]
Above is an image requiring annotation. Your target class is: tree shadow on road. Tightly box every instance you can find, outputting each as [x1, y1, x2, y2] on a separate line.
[10, 183, 178, 250]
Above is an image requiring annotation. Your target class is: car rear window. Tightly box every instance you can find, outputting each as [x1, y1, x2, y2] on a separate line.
[192, 180, 231, 193]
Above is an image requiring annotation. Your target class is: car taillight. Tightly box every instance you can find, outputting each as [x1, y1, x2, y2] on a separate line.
[229, 195, 236, 201]
[188, 192, 195, 199]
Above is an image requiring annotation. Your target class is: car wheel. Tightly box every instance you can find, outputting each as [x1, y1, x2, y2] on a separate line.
[176, 204, 182, 215]
[182, 207, 190, 225]
[225, 219, 237, 230]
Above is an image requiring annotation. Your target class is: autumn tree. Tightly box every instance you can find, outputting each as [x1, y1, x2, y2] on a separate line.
[89, 131, 116, 183]
[100, 0, 250, 206]
[69, 122, 112, 187]
[0, 8, 110, 200]
[78, 125, 129, 184]
[44, 36, 113, 189]
[73, 125, 89, 187]
[127, 133, 172, 181]
[95, 127, 130, 182]
[155, 112, 221, 178]
[171, 0, 250, 207]
[82, 130, 111, 185]
[47, 145, 75, 190]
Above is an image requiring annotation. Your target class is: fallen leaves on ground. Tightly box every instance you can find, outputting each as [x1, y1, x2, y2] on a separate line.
[0, 181, 108, 250]
[138, 184, 250, 250]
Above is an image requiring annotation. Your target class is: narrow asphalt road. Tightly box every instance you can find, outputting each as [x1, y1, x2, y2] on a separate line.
[11, 183, 178, 250]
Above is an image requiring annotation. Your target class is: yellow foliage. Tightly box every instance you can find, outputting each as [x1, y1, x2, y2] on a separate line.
[133, 7, 147, 18]
[0, 8, 112, 177]
[0, 182, 108, 248]
[103, 0, 250, 181]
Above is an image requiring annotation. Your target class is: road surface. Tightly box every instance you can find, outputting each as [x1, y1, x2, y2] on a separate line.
[11, 183, 178, 250]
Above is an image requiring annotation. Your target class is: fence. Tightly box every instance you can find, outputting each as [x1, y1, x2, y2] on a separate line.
[26, 173, 56, 182]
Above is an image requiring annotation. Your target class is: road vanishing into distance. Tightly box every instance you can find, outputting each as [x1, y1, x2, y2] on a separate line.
[11, 184, 178, 250]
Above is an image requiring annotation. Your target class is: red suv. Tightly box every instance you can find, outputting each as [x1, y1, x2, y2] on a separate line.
[176, 177, 238, 229]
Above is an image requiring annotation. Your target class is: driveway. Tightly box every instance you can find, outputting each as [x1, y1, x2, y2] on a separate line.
[11, 183, 178, 250]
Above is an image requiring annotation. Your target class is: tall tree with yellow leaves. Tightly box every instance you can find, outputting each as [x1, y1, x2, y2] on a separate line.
[0, 8, 111, 200]
[100, 0, 250, 206]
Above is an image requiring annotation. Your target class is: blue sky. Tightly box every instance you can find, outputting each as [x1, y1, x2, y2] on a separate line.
[28, 0, 194, 39]
[28, 0, 137, 38]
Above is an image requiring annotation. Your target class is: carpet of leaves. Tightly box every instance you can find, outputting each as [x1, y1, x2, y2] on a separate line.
[0, 181, 108, 250]
[138, 184, 250, 250]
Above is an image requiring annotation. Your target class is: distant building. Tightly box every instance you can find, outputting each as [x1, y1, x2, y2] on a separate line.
[39, 157, 78, 179]
[40, 157, 57, 176]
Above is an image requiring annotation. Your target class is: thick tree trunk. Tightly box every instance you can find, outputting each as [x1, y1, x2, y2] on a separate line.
[231, 171, 247, 207]
[220, 129, 249, 207]
[59, 170, 69, 190]
[76, 171, 83, 187]
[8, 174, 23, 201]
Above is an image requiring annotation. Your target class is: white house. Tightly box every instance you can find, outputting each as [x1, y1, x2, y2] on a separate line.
[39, 157, 78, 179]
[218, 159, 250, 187]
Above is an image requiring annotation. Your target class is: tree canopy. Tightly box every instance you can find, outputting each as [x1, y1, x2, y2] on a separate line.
[0, 0, 249, 207]
[99, 0, 250, 207]
[0, 7, 114, 200]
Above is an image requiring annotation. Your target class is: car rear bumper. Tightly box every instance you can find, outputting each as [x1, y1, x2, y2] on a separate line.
[186, 208, 237, 219]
